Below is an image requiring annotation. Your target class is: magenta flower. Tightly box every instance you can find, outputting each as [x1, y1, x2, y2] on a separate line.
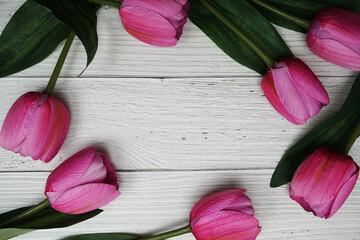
[119, 0, 189, 47]
[307, 8, 360, 71]
[45, 147, 120, 214]
[261, 57, 330, 125]
[190, 189, 261, 240]
[0, 92, 69, 163]
[290, 147, 359, 219]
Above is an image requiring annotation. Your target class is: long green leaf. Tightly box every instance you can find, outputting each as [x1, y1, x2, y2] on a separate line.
[247, 0, 360, 33]
[0, 205, 102, 240]
[61, 233, 139, 240]
[188, 0, 293, 75]
[0, 0, 71, 78]
[271, 74, 360, 187]
[35, 0, 101, 66]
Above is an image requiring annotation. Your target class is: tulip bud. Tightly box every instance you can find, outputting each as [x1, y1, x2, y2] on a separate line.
[119, 0, 189, 47]
[45, 147, 121, 214]
[307, 8, 360, 71]
[190, 189, 261, 240]
[261, 57, 330, 125]
[290, 147, 359, 219]
[0, 92, 69, 162]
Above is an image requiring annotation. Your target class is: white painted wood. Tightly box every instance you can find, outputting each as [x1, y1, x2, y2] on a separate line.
[0, 77, 359, 171]
[0, 0, 356, 78]
[0, 171, 359, 240]
[1, 1, 360, 240]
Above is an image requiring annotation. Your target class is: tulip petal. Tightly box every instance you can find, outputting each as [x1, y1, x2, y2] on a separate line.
[284, 57, 330, 105]
[192, 211, 261, 240]
[307, 33, 360, 71]
[121, 0, 184, 18]
[45, 147, 97, 193]
[261, 72, 306, 125]
[119, 6, 178, 47]
[190, 189, 246, 223]
[329, 169, 359, 218]
[0, 92, 39, 151]
[290, 147, 358, 218]
[48, 183, 121, 214]
[272, 62, 322, 121]
[101, 153, 119, 189]
[0, 92, 69, 162]
[223, 194, 254, 216]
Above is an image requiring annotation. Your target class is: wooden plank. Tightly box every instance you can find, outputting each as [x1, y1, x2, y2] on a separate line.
[0, 77, 359, 172]
[0, 0, 356, 78]
[0, 170, 359, 240]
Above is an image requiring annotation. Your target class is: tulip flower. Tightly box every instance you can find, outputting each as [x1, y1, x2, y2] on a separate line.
[261, 57, 330, 125]
[45, 147, 120, 214]
[190, 189, 261, 240]
[307, 8, 360, 71]
[119, 0, 189, 47]
[290, 147, 359, 219]
[0, 92, 69, 162]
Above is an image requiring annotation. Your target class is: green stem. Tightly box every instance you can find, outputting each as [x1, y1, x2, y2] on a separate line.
[0, 199, 50, 228]
[138, 225, 192, 240]
[198, 0, 275, 68]
[85, 0, 121, 9]
[43, 31, 75, 95]
[248, 0, 310, 29]
[343, 121, 360, 154]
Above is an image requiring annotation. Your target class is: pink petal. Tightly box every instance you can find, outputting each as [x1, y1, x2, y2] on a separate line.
[119, 6, 178, 47]
[45, 147, 97, 193]
[307, 33, 360, 71]
[261, 71, 306, 125]
[190, 189, 246, 228]
[48, 183, 121, 214]
[223, 194, 254, 216]
[315, 8, 360, 46]
[121, 0, 185, 18]
[290, 147, 358, 218]
[284, 57, 330, 105]
[101, 153, 119, 189]
[0, 92, 69, 162]
[191, 211, 261, 240]
[0, 92, 39, 151]
[328, 168, 359, 218]
[272, 62, 322, 121]
[72, 153, 107, 187]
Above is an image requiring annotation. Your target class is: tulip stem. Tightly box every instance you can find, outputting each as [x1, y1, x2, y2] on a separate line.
[0, 199, 50, 228]
[198, 0, 275, 68]
[344, 121, 360, 154]
[44, 31, 75, 95]
[248, 0, 310, 30]
[137, 225, 192, 240]
[85, 0, 121, 9]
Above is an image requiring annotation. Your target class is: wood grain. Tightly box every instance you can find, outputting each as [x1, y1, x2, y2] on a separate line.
[0, 171, 359, 240]
[0, 77, 359, 171]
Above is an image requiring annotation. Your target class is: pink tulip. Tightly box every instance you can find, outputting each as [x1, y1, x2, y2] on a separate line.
[290, 147, 359, 219]
[0, 92, 69, 163]
[307, 8, 360, 71]
[190, 189, 261, 240]
[119, 0, 189, 47]
[261, 57, 330, 125]
[45, 147, 120, 214]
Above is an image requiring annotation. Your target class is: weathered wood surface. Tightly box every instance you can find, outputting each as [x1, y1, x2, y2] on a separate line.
[0, 1, 359, 240]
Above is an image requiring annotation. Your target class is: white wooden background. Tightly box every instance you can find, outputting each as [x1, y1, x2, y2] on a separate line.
[1, 1, 360, 239]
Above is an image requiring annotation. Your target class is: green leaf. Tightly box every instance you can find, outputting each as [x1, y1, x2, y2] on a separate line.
[34, 0, 101, 66]
[0, 0, 71, 78]
[0, 205, 102, 240]
[188, 0, 293, 75]
[247, 0, 360, 33]
[271, 74, 360, 187]
[61, 233, 139, 240]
